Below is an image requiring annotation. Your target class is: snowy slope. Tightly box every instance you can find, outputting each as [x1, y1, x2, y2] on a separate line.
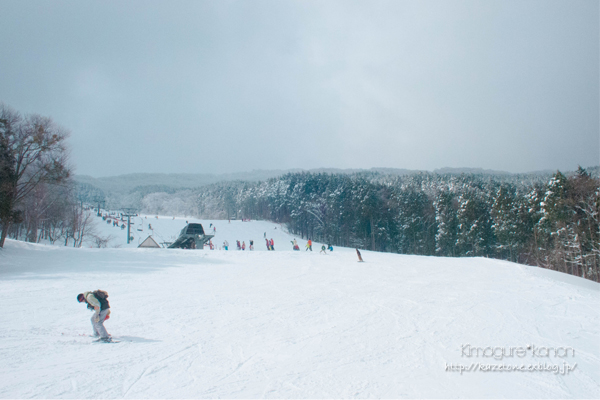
[0, 217, 598, 398]
[89, 213, 311, 251]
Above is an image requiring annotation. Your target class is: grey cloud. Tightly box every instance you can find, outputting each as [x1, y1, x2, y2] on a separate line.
[0, 0, 597, 176]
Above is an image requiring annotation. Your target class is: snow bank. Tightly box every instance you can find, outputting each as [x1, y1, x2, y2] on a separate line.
[0, 217, 598, 398]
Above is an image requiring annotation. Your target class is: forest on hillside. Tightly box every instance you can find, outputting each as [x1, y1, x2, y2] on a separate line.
[6, 157, 600, 282]
[138, 168, 599, 282]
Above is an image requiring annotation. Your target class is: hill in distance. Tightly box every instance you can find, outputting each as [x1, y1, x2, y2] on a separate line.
[75, 166, 581, 195]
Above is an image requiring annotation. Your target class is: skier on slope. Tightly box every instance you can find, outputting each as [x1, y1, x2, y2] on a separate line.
[77, 290, 111, 342]
[306, 239, 312, 251]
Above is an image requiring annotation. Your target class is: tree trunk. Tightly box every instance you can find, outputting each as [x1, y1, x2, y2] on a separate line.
[370, 218, 376, 251]
[0, 221, 10, 248]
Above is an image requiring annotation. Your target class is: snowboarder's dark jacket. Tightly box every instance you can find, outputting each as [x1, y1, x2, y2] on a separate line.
[83, 291, 110, 311]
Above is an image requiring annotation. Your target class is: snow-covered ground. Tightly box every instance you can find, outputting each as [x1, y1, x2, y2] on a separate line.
[0, 215, 599, 398]
[89, 213, 307, 251]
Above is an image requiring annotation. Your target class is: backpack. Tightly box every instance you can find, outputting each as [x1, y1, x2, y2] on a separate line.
[93, 290, 110, 310]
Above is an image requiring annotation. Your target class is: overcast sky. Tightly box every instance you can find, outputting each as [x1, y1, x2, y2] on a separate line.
[1, 0, 597, 177]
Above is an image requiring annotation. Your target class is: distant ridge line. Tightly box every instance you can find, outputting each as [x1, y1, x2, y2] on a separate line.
[75, 166, 598, 194]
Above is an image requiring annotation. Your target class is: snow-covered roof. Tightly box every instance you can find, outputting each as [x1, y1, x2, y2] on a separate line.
[138, 236, 161, 248]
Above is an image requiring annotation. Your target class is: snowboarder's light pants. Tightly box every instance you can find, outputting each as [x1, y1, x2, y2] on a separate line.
[91, 309, 110, 338]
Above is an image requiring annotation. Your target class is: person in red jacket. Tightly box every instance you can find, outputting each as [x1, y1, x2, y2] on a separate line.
[306, 239, 312, 251]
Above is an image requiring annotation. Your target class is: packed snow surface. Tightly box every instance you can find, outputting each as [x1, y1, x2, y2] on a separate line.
[0, 215, 599, 398]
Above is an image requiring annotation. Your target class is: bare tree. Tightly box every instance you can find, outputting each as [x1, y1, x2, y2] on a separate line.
[40, 183, 72, 244]
[90, 233, 116, 248]
[64, 204, 97, 248]
[0, 103, 71, 248]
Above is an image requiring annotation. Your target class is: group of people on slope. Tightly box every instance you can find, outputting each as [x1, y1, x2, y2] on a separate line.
[265, 238, 275, 250]
[222, 240, 254, 251]
[291, 238, 333, 253]
[236, 240, 255, 250]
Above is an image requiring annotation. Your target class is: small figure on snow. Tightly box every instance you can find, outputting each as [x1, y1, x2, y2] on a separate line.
[249, 240, 254, 250]
[306, 239, 312, 251]
[328, 244, 333, 252]
[242, 241, 246, 251]
[270, 238, 275, 251]
[77, 290, 112, 342]
[223, 240, 229, 250]
[320, 245, 327, 254]
[356, 248, 364, 262]
[291, 238, 300, 251]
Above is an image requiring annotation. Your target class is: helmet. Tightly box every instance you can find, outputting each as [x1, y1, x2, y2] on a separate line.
[77, 293, 85, 303]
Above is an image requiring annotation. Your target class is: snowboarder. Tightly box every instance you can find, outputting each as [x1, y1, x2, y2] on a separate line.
[356, 248, 364, 262]
[306, 239, 312, 251]
[77, 290, 111, 342]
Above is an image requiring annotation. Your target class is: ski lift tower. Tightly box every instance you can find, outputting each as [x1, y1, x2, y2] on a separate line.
[121, 208, 137, 244]
[93, 198, 105, 217]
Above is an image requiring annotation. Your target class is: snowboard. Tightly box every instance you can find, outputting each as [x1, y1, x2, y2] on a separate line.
[93, 337, 120, 343]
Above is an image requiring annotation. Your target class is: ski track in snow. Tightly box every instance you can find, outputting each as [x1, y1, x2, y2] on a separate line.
[0, 215, 598, 398]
